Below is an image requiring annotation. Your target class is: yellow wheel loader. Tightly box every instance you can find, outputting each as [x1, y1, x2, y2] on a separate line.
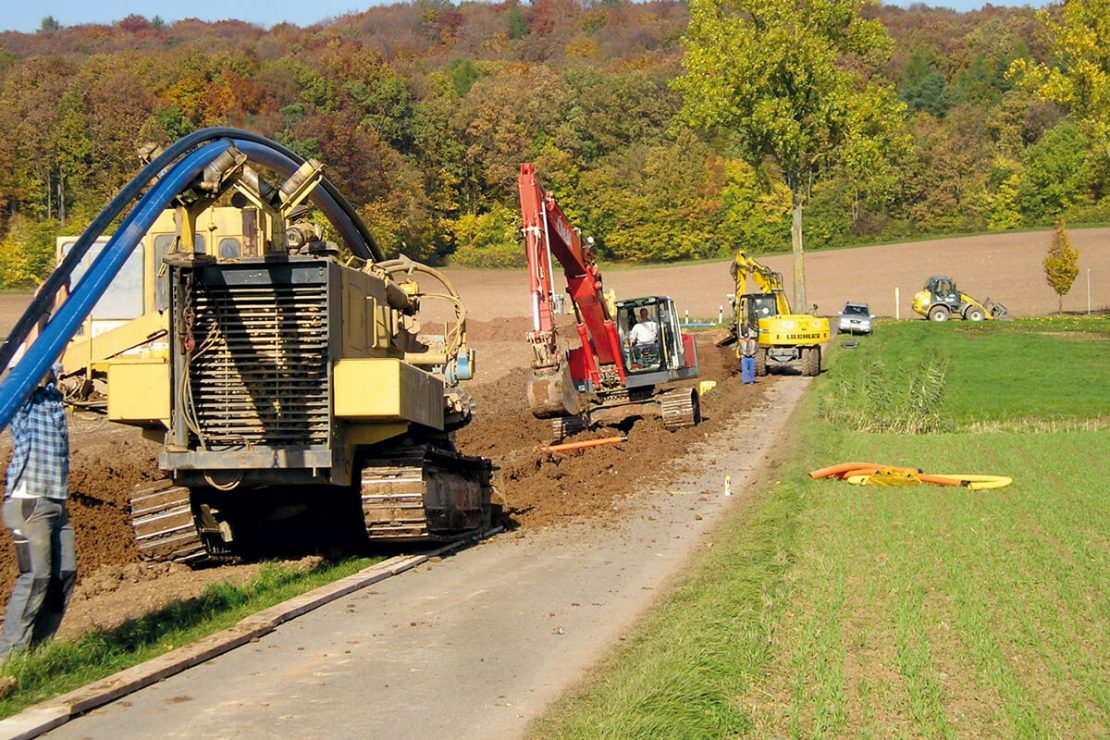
[912, 275, 1008, 322]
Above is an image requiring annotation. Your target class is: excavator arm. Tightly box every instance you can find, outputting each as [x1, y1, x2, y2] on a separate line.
[731, 251, 792, 315]
[518, 163, 625, 418]
[717, 250, 793, 346]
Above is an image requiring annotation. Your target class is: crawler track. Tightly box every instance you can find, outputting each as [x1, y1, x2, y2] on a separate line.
[660, 388, 701, 431]
[361, 444, 495, 542]
[129, 480, 211, 565]
[131, 444, 497, 565]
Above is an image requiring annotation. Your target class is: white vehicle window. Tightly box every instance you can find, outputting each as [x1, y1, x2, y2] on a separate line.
[219, 238, 242, 259]
[61, 239, 144, 320]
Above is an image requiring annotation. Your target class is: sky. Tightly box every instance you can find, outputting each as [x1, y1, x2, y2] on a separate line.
[0, 0, 1056, 35]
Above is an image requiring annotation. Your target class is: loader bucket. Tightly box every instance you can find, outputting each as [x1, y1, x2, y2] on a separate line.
[985, 299, 1009, 320]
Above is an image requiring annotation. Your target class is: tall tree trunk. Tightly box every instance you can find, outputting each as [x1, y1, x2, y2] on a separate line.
[791, 186, 807, 312]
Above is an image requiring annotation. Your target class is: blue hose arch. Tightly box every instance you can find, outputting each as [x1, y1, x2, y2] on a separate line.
[0, 130, 384, 432]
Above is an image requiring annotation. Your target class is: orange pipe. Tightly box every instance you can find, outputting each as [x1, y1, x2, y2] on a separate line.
[545, 435, 627, 453]
[833, 466, 881, 477]
[808, 462, 884, 479]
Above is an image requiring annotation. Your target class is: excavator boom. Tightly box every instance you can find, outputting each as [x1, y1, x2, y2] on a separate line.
[517, 164, 701, 436]
[731, 251, 792, 315]
[518, 163, 625, 417]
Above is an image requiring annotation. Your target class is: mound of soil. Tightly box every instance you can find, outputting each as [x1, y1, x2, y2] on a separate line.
[456, 336, 770, 530]
[465, 317, 535, 343]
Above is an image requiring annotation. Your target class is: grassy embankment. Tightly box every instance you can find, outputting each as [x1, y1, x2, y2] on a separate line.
[0, 556, 381, 718]
[533, 316, 1110, 737]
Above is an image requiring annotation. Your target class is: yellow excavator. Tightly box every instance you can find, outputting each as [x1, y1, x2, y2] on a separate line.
[718, 251, 829, 376]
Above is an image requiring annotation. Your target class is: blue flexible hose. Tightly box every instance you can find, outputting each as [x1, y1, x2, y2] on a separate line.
[0, 128, 382, 376]
[0, 141, 232, 430]
[0, 129, 386, 433]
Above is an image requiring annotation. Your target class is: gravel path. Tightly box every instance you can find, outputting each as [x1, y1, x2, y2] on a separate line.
[48, 378, 810, 739]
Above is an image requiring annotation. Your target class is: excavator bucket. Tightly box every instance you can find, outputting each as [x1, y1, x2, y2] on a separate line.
[713, 326, 739, 348]
[527, 363, 583, 418]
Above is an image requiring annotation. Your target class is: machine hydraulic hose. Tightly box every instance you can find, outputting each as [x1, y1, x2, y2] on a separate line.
[231, 139, 383, 264]
[0, 129, 387, 432]
[0, 128, 384, 378]
[0, 141, 232, 430]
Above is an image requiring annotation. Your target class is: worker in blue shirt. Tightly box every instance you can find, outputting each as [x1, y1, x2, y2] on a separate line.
[0, 315, 75, 665]
[739, 328, 758, 385]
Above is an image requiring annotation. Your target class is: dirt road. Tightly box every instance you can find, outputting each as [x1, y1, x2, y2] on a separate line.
[0, 330, 751, 628]
[46, 377, 809, 739]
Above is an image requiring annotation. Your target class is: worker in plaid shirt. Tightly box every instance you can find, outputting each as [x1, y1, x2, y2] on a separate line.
[0, 351, 75, 662]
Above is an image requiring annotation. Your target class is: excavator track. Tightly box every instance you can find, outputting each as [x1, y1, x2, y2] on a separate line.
[130, 479, 211, 565]
[360, 444, 495, 542]
[660, 388, 700, 431]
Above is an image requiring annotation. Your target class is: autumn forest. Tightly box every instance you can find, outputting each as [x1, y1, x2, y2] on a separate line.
[0, 0, 1105, 284]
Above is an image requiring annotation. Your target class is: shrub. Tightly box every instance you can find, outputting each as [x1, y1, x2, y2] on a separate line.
[448, 203, 523, 268]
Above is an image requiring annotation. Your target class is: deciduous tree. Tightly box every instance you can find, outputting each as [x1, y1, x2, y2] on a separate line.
[1019, 122, 1091, 222]
[448, 202, 522, 267]
[677, 0, 907, 308]
[1043, 218, 1079, 313]
[1010, 0, 1109, 164]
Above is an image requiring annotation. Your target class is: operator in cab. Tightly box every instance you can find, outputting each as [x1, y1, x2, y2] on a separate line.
[629, 308, 658, 346]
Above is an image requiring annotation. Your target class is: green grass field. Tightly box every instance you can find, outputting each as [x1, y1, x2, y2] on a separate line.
[532, 317, 1110, 738]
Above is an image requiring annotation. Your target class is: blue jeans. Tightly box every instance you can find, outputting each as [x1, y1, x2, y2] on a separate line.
[741, 356, 756, 384]
[0, 497, 76, 658]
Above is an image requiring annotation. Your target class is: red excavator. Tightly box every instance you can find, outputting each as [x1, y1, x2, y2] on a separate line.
[518, 163, 701, 440]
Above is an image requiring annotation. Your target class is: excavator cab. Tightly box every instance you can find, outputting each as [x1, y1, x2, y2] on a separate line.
[617, 297, 685, 375]
[742, 293, 779, 334]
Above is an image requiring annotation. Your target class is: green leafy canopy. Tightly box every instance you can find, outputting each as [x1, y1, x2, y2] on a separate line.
[675, 0, 907, 190]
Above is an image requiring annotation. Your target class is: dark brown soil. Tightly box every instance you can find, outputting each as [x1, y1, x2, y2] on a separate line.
[457, 335, 773, 530]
